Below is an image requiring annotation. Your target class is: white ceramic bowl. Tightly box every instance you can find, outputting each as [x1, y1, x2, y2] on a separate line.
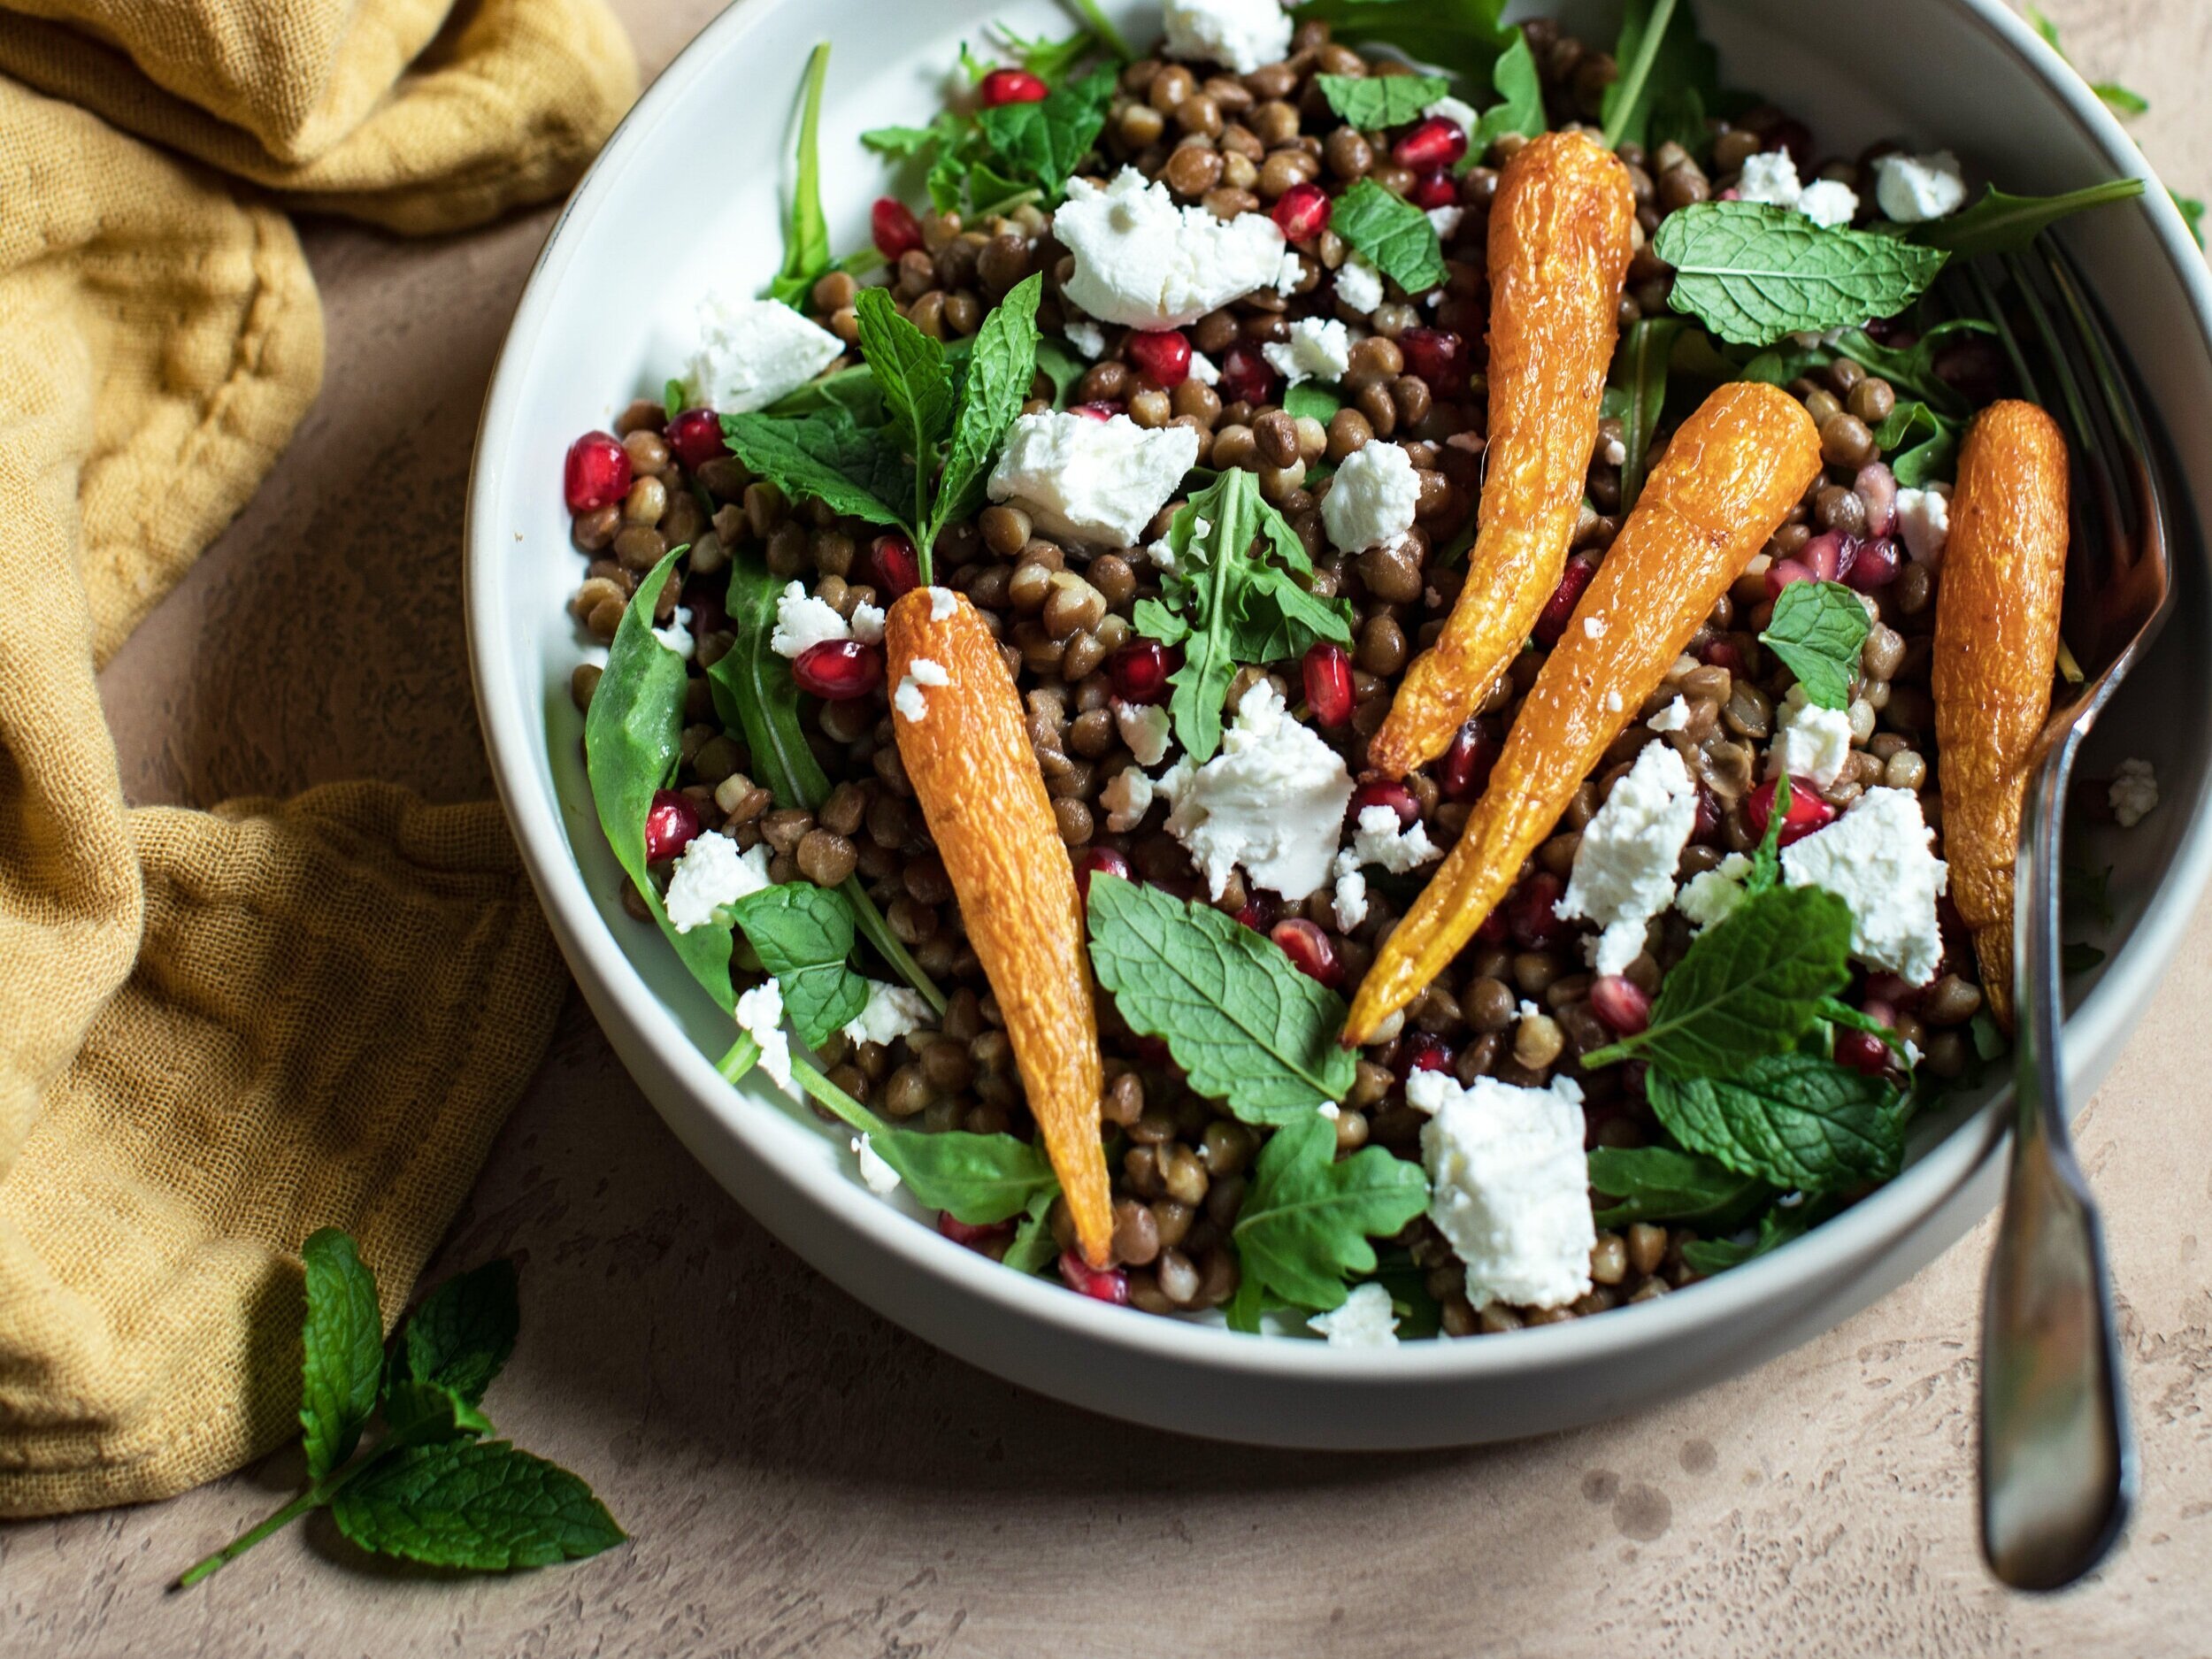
[468, 0, 2212, 1447]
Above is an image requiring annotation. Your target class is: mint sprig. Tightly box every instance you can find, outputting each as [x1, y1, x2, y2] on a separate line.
[299, 1230, 384, 1480]
[1314, 73, 1450, 130]
[1759, 579, 1870, 711]
[727, 881, 872, 1045]
[1648, 1054, 1906, 1191]
[1228, 1110, 1429, 1328]
[1331, 177, 1449, 296]
[1655, 203, 1949, 347]
[1587, 1145, 1772, 1230]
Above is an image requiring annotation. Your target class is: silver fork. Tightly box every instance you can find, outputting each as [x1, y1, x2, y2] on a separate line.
[1964, 239, 2172, 1592]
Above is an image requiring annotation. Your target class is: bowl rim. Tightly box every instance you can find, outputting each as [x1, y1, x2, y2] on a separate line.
[465, 0, 2212, 1384]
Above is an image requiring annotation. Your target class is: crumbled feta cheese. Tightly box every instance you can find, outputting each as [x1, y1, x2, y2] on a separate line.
[1162, 0, 1294, 73]
[1331, 849, 1369, 932]
[1782, 787, 1949, 984]
[1796, 179, 1861, 228]
[1317, 1101, 1340, 1120]
[850, 1133, 902, 1196]
[1143, 536, 1178, 573]
[1320, 442, 1421, 553]
[1307, 1281, 1401, 1348]
[1427, 204, 1465, 241]
[849, 602, 886, 643]
[893, 656, 949, 723]
[653, 606, 695, 660]
[734, 979, 795, 1096]
[1056, 167, 1286, 327]
[1556, 741, 1699, 975]
[1114, 699, 1172, 766]
[986, 410, 1201, 546]
[1277, 249, 1306, 296]
[1101, 764, 1156, 832]
[1601, 434, 1628, 466]
[1769, 687, 1856, 788]
[1333, 253, 1386, 316]
[1605, 690, 1624, 714]
[1187, 350, 1221, 388]
[664, 833, 772, 933]
[1874, 150, 1968, 224]
[2110, 757, 2159, 828]
[1412, 1069, 1594, 1312]
[927, 585, 956, 621]
[685, 292, 845, 414]
[1349, 803, 1440, 874]
[1064, 319, 1107, 359]
[1159, 680, 1354, 900]
[1424, 95, 1480, 134]
[1517, 999, 1540, 1023]
[1737, 149, 1804, 210]
[841, 980, 935, 1048]
[771, 580, 849, 658]
[1677, 852, 1754, 930]
[1648, 695, 1692, 733]
[1895, 483, 1951, 566]
[1583, 615, 1606, 640]
[1262, 317, 1354, 386]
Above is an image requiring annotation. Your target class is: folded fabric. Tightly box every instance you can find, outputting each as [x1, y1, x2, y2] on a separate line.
[0, 0, 632, 1517]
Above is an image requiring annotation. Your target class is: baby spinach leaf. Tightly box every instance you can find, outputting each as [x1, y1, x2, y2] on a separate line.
[852, 287, 956, 518]
[1284, 381, 1343, 424]
[1905, 179, 2145, 256]
[1314, 73, 1451, 131]
[1588, 1145, 1774, 1230]
[1759, 579, 1870, 710]
[972, 65, 1116, 207]
[1471, 33, 1546, 150]
[1648, 1053, 1906, 1192]
[768, 43, 835, 309]
[1332, 176, 1449, 296]
[329, 1440, 625, 1571]
[393, 1259, 518, 1409]
[1603, 0, 1697, 152]
[1000, 1187, 1064, 1274]
[1232, 1110, 1430, 1313]
[299, 1228, 385, 1482]
[1608, 316, 1684, 512]
[726, 881, 872, 1046]
[719, 408, 911, 531]
[1892, 427, 1959, 488]
[927, 273, 1045, 550]
[1655, 203, 1950, 346]
[1871, 398, 1947, 457]
[1086, 875, 1358, 1122]
[1287, 0, 1516, 85]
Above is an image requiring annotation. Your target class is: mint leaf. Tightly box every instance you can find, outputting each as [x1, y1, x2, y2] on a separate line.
[1608, 316, 1684, 512]
[1759, 579, 1870, 710]
[1286, 0, 1515, 84]
[1649, 1053, 1905, 1191]
[1231, 1110, 1430, 1312]
[853, 288, 956, 516]
[972, 65, 1116, 206]
[1588, 1145, 1773, 1230]
[1655, 203, 1949, 346]
[1085, 875, 1357, 1122]
[1905, 179, 2145, 257]
[928, 273, 1044, 549]
[768, 44, 835, 308]
[1332, 177, 1448, 296]
[726, 881, 871, 1046]
[299, 1229, 384, 1482]
[719, 409, 910, 532]
[396, 1259, 518, 1408]
[1471, 33, 1546, 150]
[329, 1440, 624, 1571]
[382, 1379, 494, 1444]
[1314, 73, 1450, 130]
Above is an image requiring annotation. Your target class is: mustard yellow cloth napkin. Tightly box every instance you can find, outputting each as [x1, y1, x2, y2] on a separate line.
[0, 1, 635, 1517]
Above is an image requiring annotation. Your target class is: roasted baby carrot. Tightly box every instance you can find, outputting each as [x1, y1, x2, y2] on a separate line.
[1345, 382, 1822, 1046]
[1366, 128, 1636, 780]
[1932, 401, 2070, 1030]
[886, 587, 1112, 1265]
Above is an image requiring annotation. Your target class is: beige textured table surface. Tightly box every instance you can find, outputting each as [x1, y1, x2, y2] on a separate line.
[9, 2, 2212, 1654]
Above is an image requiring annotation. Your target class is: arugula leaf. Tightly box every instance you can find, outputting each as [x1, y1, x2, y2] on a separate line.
[1332, 177, 1449, 296]
[1647, 86, 1710, 162]
[1905, 179, 2145, 256]
[586, 549, 736, 1013]
[2094, 81, 2149, 116]
[395, 1259, 518, 1409]
[1588, 1145, 1774, 1230]
[768, 44, 835, 309]
[1649, 1053, 1905, 1191]
[1680, 1194, 1841, 1275]
[1366, 1252, 1444, 1339]
[726, 881, 871, 1046]
[862, 119, 951, 161]
[1471, 33, 1546, 150]
[1314, 73, 1451, 130]
[1831, 320, 1993, 417]
[1602, 0, 1705, 152]
[2063, 858, 2114, 929]
[1086, 875, 1358, 1122]
[720, 408, 911, 531]
[1133, 469, 1354, 763]
[1286, 0, 1516, 84]
[972, 65, 1116, 207]
[1655, 203, 1950, 346]
[1819, 996, 1917, 1072]
[299, 1229, 385, 1482]
[1759, 579, 1870, 710]
[1285, 381, 1344, 424]
[995, 22, 1097, 84]
[927, 273, 1045, 551]
[1609, 316, 1684, 512]
[329, 1440, 625, 1571]
[1744, 773, 1791, 895]
[852, 287, 956, 527]
[1001, 1187, 1063, 1274]
[1231, 1110, 1430, 1313]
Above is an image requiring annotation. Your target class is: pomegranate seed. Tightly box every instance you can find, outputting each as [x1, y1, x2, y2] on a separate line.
[1508, 871, 1571, 949]
[1836, 1027, 1893, 1077]
[1746, 776, 1838, 847]
[662, 408, 726, 471]
[1107, 639, 1172, 703]
[1237, 893, 1279, 932]
[1769, 119, 1815, 173]
[938, 1211, 1013, 1248]
[1844, 535, 1901, 591]
[1394, 115, 1468, 172]
[1590, 975, 1652, 1035]
[1271, 180, 1333, 242]
[1690, 780, 1723, 844]
[1532, 556, 1596, 645]
[1071, 399, 1123, 421]
[1764, 557, 1816, 600]
[564, 431, 631, 513]
[1215, 343, 1277, 408]
[1125, 329, 1192, 388]
[1058, 1251, 1130, 1303]
[872, 196, 925, 258]
[1864, 972, 1923, 1013]
[1442, 718, 1501, 800]
[1800, 530, 1855, 583]
[1411, 168, 1459, 210]
[871, 531, 920, 597]
[1349, 779, 1420, 830]
[643, 789, 701, 864]
[1074, 845, 1132, 902]
[1855, 462, 1898, 537]
[1128, 1033, 1174, 1068]
[981, 68, 1049, 106]
[1394, 1031, 1455, 1080]
[1475, 909, 1509, 946]
[791, 639, 884, 700]
[1398, 326, 1469, 395]
[1303, 641, 1354, 726]
[1701, 637, 1747, 675]
[1271, 918, 1344, 987]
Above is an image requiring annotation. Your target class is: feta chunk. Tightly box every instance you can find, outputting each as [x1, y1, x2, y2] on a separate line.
[1769, 687, 1856, 788]
[1262, 317, 1354, 386]
[849, 601, 886, 643]
[1412, 1069, 1594, 1312]
[1797, 179, 1861, 228]
[1736, 149, 1804, 210]
[841, 980, 935, 1048]
[1276, 248, 1306, 296]
[1677, 851, 1754, 930]
[1424, 95, 1480, 134]
[1064, 319, 1107, 359]
[850, 1134, 902, 1196]
[927, 585, 957, 621]
[1333, 253, 1386, 315]
[1307, 1281, 1400, 1348]
[1895, 483, 1952, 566]
[1648, 695, 1692, 733]
[1349, 803, 1440, 874]
[653, 605, 695, 660]
[1159, 680, 1354, 900]
[893, 656, 949, 723]
[1427, 204, 1466, 241]
[1187, 349, 1221, 387]
[735, 979, 795, 1096]
[1782, 786, 1949, 984]
[1556, 742, 1699, 975]
[1874, 150, 1968, 224]
[1101, 764, 1156, 833]
[1320, 441, 1421, 553]
[1114, 699, 1172, 766]
[986, 410, 1201, 545]
[685, 292, 845, 414]
[770, 581, 849, 658]
[1331, 849, 1369, 932]
[1056, 168, 1287, 328]
[2110, 757, 2159, 828]
[1162, 0, 1294, 73]
[664, 833, 772, 933]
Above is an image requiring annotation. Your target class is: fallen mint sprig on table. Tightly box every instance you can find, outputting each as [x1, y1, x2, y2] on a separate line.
[175, 1231, 621, 1587]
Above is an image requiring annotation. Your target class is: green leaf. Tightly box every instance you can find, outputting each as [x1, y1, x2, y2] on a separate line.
[1892, 426, 1959, 488]
[995, 22, 1097, 84]
[2171, 191, 2206, 249]
[1086, 875, 1357, 1123]
[2094, 81, 2149, 116]
[662, 378, 684, 425]
[726, 881, 871, 1046]
[1471, 34, 1546, 150]
[585, 549, 736, 1012]
[972, 65, 1116, 207]
[1231, 1111, 1430, 1312]
[1759, 579, 1870, 710]
[1655, 203, 1950, 346]
[2063, 941, 2106, 975]
[719, 408, 911, 532]
[852, 287, 956, 525]
[1646, 86, 1709, 162]
[381, 1379, 495, 1445]
[1650, 1053, 1905, 1191]
[1062, 0, 1133, 61]
[1000, 1187, 1063, 1274]
[1313, 73, 1451, 130]
[869, 1126, 1058, 1225]
[1331, 177, 1448, 296]
[861, 121, 947, 161]
[1870, 398, 1946, 456]
[1033, 334, 1087, 406]
[1744, 773, 1791, 896]
[1680, 1194, 1839, 1275]
[2063, 858, 2115, 929]
[1284, 381, 1343, 424]
[1904, 180, 2146, 257]
[1588, 1145, 1774, 1230]
[769, 44, 835, 309]
[1602, 0, 1709, 152]
[396, 1259, 518, 1408]
[329, 1440, 624, 1571]
[1608, 316, 1684, 512]
[928, 273, 1045, 549]
[2026, 4, 2062, 50]
[1832, 320, 1992, 418]
[299, 1229, 385, 1482]
[1286, 0, 1516, 85]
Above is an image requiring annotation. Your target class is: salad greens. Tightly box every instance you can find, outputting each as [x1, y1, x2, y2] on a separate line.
[1759, 579, 1872, 712]
[1331, 176, 1450, 296]
[865, 63, 1116, 218]
[1654, 204, 1952, 346]
[1289, 0, 1517, 84]
[1315, 72, 1451, 131]
[1471, 33, 1547, 151]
